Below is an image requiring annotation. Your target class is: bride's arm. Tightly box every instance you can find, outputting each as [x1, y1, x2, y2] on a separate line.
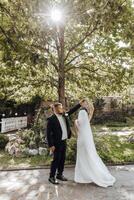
[74, 120, 79, 135]
[89, 104, 94, 121]
[75, 119, 78, 127]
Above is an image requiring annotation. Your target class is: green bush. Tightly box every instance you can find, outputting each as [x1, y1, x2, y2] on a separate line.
[17, 129, 41, 149]
[0, 134, 9, 150]
[66, 137, 77, 164]
[66, 134, 134, 164]
[94, 133, 134, 163]
[126, 117, 134, 126]
[93, 111, 126, 124]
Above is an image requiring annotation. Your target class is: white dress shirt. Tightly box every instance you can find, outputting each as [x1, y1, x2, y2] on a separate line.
[55, 114, 68, 140]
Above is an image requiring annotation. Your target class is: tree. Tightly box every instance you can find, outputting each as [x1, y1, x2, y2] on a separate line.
[0, 0, 134, 105]
[0, 0, 57, 102]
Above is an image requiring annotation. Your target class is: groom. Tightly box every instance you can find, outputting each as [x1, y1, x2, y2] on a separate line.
[47, 100, 84, 184]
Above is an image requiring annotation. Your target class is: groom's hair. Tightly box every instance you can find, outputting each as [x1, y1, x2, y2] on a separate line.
[54, 102, 62, 107]
[51, 102, 62, 111]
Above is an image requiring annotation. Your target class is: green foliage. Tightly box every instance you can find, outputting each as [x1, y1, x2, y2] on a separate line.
[0, 133, 133, 168]
[0, 134, 9, 150]
[66, 137, 77, 163]
[110, 99, 119, 110]
[17, 129, 42, 149]
[95, 134, 134, 163]
[93, 111, 127, 124]
[33, 106, 52, 145]
[66, 134, 134, 164]
[0, 0, 57, 102]
[0, 0, 134, 103]
[126, 116, 134, 126]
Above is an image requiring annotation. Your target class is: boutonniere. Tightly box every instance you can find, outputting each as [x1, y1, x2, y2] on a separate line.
[65, 113, 69, 117]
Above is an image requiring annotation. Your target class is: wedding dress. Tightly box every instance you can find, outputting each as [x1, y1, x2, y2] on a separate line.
[74, 109, 116, 187]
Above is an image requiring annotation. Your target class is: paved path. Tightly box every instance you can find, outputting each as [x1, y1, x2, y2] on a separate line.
[96, 130, 133, 136]
[0, 165, 134, 200]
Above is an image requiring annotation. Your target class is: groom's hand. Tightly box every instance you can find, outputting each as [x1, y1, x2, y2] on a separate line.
[50, 146, 55, 153]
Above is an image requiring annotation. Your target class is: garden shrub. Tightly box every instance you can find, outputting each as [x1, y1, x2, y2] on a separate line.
[0, 134, 9, 150]
[17, 129, 42, 149]
[66, 134, 134, 164]
[66, 137, 77, 164]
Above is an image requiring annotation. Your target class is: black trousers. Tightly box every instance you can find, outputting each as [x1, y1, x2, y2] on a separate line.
[50, 140, 66, 178]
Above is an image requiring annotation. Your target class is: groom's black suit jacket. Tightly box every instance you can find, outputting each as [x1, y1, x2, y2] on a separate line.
[47, 103, 81, 147]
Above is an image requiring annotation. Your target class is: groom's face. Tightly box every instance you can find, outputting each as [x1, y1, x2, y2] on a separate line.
[55, 104, 64, 114]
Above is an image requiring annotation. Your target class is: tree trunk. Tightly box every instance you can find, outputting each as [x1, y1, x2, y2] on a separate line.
[58, 71, 65, 106]
[57, 25, 66, 106]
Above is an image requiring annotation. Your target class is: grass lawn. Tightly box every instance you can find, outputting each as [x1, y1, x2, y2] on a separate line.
[0, 151, 52, 169]
[92, 125, 134, 132]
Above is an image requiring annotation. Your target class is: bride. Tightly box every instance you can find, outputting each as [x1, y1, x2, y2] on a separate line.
[74, 99, 116, 187]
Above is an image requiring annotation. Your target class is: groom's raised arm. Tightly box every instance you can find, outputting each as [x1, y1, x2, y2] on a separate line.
[66, 103, 81, 116]
[66, 99, 85, 116]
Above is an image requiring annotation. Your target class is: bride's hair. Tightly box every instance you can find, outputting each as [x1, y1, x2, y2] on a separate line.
[83, 98, 94, 117]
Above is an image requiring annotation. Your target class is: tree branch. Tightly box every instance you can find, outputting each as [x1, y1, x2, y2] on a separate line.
[64, 0, 120, 62]
[31, 43, 59, 72]
[0, 26, 16, 50]
[65, 64, 100, 73]
[65, 51, 93, 66]
[64, 21, 99, 62]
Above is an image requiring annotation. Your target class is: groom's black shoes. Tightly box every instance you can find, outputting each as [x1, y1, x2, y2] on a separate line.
[49, 177, 59, 185]
[56, 175, 68, 181]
